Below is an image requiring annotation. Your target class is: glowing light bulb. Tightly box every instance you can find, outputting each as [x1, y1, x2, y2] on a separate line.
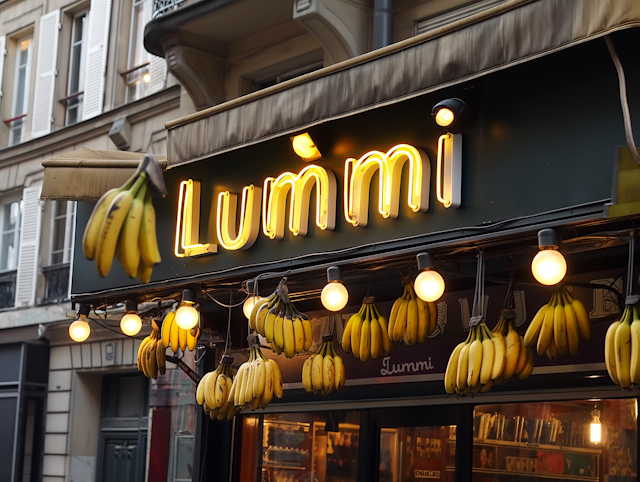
[531, 249, 567, 285]
[291, 133, 321, 161]
[69, 317, 90, 342]
[176, 303, 199, 330]
[243, 295, 262, 319]
[121, 313, 142, 336]
[415, 269, 446, 302]
[321, 281, 349, 311]
[435, 108, 455, 127]
[590, 410, 601, 444]
[143, 73, 151, 83]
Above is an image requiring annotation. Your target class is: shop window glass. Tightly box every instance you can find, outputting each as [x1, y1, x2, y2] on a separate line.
[472, 399, 637, 481]
[1, 199, 22, 271]
[237, 411, 360, 482]
[379, 425, 456, 482]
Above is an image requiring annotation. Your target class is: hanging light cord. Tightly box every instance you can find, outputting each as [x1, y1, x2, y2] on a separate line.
[605, 36, 640, 167]
[225, 291, 233, 355]
[203, 289, 246, 308]
[627, 232, 635, 299]
[470, 249, 486, 325]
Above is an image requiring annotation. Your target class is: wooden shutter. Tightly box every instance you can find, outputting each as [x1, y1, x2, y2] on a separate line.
[31, 10, 60, 138]
[82, 0, 112, 120]
[15, 185, 43, 307]
[0, 36, 6, 98]
[147, 55, 166, 95]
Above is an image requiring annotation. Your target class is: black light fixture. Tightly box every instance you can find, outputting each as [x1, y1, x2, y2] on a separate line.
[431, 98, 476, 134]
[69, 303, 91, 342]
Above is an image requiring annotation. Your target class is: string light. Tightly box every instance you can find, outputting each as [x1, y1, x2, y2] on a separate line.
[414, 253, 445, 302]
[69, 304, 91, 342]
[321, 267, 349, 311]
[176, 289, 199, 330]
[532, 229, 567, 285]
[590, 409, 601, 444]
[243, 280, 263, 319]
[120, 299, 142, 336]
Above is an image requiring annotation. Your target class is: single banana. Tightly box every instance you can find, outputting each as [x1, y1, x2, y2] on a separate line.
[139, 190, 161, 267]
[393, 298, 409, 342]
[269, 359, 284, 399]
[359, 306, 371, 362]
[333, 352, 346, 391]
[445, 337, 468, 394]
[373, 304, 393, 355]
[301, 316, 313, 351]
[491, 329, 506, 381]
[179, 326, 187, 353]
[524, 302, 549, 347]
[537, 296, 557, 356]
[283, 311, 296, 358]
[262, 359, 275, 405]
[370, 315, 382, 360]
[252, 356, 266, 399]
[293, 316, 304, 355]
[630, 307, 640, 384]
[137, 335, 150, 372]
[274, 310, 285, 350]
[249, 296, 270, 331]
[514, 337, 528, 375]
[467, 330, 483, 390]
[161, 312, 175, 349]
[312, 353, 324, 392]
[405, 297, 418, 346]
[187, 324, 197, 351]
[119, 183, 147, 277]
[553, 299, 568, 356]
[302, 356, 314, 392]
[244, 357, 255, 403]
[566, 289, 592, 344]
[504, 321, 521, 379]
[615, 308, 632, 388]
[323, 351, 335, 394]
[215, 374, 228, 408]
[456, 342, 471, 394]
[546, 337, 558, 362]
[196, 372, 209, 405]
[351, 307, 363, 357]
[264, 304, 279, 342]
[417, 298, 429, 343]
[562, 293, 580, 356]
[170, 315, 179, 353]
[156, 339, 166, 376]
[518, 348, 535, 379]
[146, 337, 158, 379]
[480, 325, 495, 386]
[205, 370, 218, 408]
[343, 307, 363, 352]
[388, 285, 406, 341]
[234, 364, 246, 407]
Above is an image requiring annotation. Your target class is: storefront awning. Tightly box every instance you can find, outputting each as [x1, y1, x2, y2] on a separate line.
[165, 0, 640, 168]
[41, 148, 167, 201]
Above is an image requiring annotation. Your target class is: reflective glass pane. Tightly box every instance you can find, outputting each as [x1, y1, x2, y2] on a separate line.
[380, 425, 456, 482]
[174, 436, 194, 480]
[472, 399, 637, 481]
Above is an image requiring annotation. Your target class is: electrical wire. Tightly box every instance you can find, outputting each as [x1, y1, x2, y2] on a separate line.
[605, 36, 640, 166]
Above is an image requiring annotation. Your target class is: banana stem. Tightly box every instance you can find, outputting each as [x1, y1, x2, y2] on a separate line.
[129, 171, 147, 197]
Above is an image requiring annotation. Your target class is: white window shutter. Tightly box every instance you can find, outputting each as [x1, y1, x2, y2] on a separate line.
[0, 36, 6, 98]
[15, 185, 43, 307]
[31, 10, 60, 138]
[82, 0, 112, 120]
[147, 55, 166, 95]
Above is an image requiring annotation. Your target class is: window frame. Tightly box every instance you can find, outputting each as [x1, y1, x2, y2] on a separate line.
[49, 200, 76, 266]
[65, 10, 89, 125]
[9, 35, 33, 146]
[125, 0, 151, 103]
[0, 194, 23, 273]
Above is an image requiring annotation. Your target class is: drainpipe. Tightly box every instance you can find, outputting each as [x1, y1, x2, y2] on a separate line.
[373, 0, 394, 50]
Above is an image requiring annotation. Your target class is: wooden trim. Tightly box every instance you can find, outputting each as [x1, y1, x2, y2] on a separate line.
[58, 91, 84, 104]
[120, 61, 150, 77]
[3, 113, 27, 125]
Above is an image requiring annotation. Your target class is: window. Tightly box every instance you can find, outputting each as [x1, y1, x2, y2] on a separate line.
[125, 0, 151, 102]
[254, 61, 323, 91]
[50, 200, 75, 265]
[0, 198, 22, 272]
[66, 12, 89, 125]
[10, 37, 32, 146]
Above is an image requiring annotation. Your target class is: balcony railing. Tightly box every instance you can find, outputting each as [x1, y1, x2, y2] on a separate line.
[153, 0, 190, 18]
[0, 270, 16, 309]
[42, 264, 70, 304]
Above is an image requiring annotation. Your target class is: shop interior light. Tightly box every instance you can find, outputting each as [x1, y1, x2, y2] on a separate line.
[176, 289, 199, 330]
[321, 267, 349, 312]
[431, 98, 476, 134]
[69, 303, 91, 342]
[243, 280, 263, 319]
[531, 229, 567, 286]
[291, 133, 322, 161]
[414, 253, 446, 302]
[120, 299, 142, 336]
[590, 409, 601, 444]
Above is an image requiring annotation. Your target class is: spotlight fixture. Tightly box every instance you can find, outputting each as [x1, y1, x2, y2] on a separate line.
[243, 280, 263, 319]
[431, 98, 476, 134]
[175, 289, 199, 330]
[69, 303, 91, 342]
[531, 229, 567, 286]
[321, 267, 349, 312]
[120, 299, 142, 336]
[414, 253, 446, 302]
[291, 132, 322, 161]
[590, 409, 601, 444]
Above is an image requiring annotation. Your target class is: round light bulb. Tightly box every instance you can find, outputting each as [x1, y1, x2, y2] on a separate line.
[243, 295, 262, 319]
[435, 108, 455, 127]
[69, 318, 90, 342]
[175, 303, 199, 330]
[414, 269, 446, 302]
[143, 73, 151, 83]
[120, 313, 142, 336]
[321, 281, 349, 312]
[531, 249, 567, 285]
[292, 133, 320, 160]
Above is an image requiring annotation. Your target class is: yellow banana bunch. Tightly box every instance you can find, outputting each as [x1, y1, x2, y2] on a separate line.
[253, 278, 312, 357]
[161, 309, 200, 354]
[491, 314, 534, 384]
[196, 357, 236, 421]
[83, 170, 161, 283]
[137, 319, 166, 379]
[342, 297, 393, 361]
[605, 303, 640, 388]
[524, 287, 590, 360]
[229, 346, 283, 412]
[302, 338, 346, 395]
[388, 283, 438, 345]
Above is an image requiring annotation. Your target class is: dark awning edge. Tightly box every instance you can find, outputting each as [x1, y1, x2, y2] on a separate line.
[165, 0, 640, 168]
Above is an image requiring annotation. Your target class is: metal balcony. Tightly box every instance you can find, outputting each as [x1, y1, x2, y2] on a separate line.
[42, 263, 70, 304]
[153, 0, 192, 18]
[0, 270, 16, 309]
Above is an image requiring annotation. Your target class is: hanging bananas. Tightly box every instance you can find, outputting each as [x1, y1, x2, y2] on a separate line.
[302, 337, 346, 395]
[83, 169, 161, 283]
[342, 297, 393, 361]
[605, 302, 640, 388]
[491, 313, 535, 384]
[388, 283, 438, 345]
[228, 345, 283, 412]
[137, 319, 166, 379]
[196, 357, 237, 421]
[161, 309, 200, 354]
[524, 287, 591, 360]
[252, 278, 313, 358]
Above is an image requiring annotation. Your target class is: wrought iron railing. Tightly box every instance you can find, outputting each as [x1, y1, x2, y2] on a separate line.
[42, 264, 70, 304]
[0, 270, 16, 309]
[153, 0, 189, 18]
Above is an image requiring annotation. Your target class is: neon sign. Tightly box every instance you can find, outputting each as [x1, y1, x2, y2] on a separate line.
[175, 180, 217, 257]
[217, 185, 262, 250]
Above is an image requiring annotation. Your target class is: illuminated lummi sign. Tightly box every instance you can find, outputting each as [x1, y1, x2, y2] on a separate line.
[175, 140, 461, 257]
